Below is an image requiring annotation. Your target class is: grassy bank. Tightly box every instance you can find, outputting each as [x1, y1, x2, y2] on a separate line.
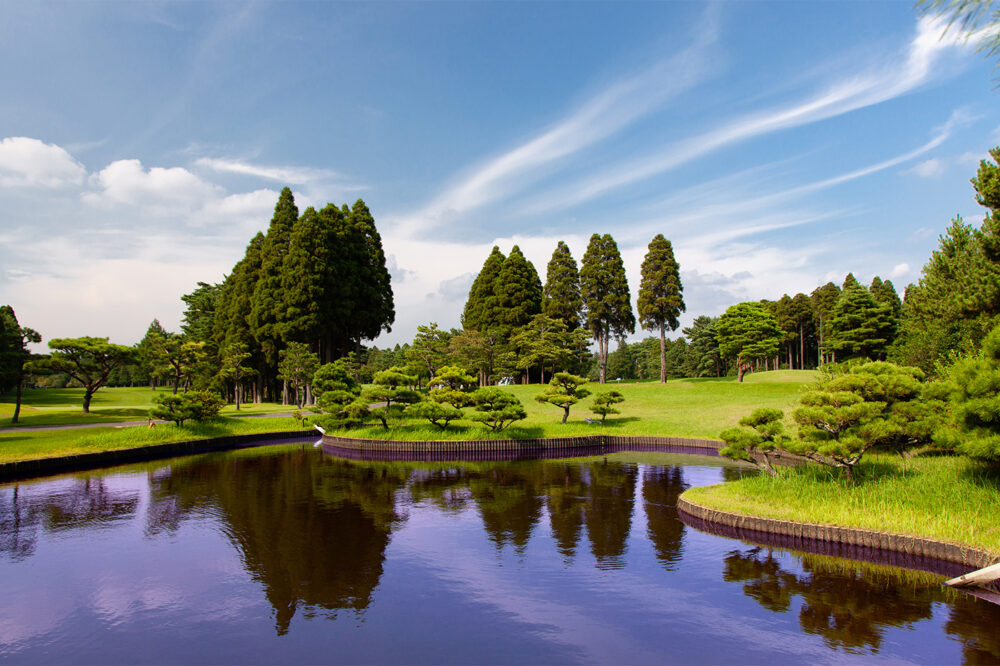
[0, 387, 288, 427]
[339, 371, 817, 441]
[683, 452, 1000, 555]
[0, 416, 310, 465]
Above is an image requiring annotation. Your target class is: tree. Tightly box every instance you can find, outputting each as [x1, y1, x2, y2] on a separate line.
[637, 234, 685, 383]
[32, 337, 134, 412]
[361, 367, 421, 428]
[719, 408, 789, 476]
[580, 234, 635, 384]
[509, 315, 570, 384]
[462, 246, 506, 331]
[493, 245, 543, 335]
[219, 342, 256, 410]
[811, 282, 841, 365]
[543, 241, 582, 331]
[936, 321, 1000, 460]
[828, 274, 895, 361]
[469, 387, 527, 432]
[406, 323, 452, 381]
[213, 232, 266, 400]
[535, 372, 591, 423]
[0, 306, 41, 423]
[147, 333, 207, 394]
[870, 277, 902, 320]
[428, 364, 477, 408]
[277, 342, 320, 408]
[684, 316, 723, 377]
[590, 391, 624, 424]
[404, 401, 463, 430]
[313, 357, 364, 422]
[715, 302, 783, 382]
[150, 389, 224, 427]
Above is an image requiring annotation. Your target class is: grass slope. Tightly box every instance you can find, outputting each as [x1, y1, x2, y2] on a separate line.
[0, 387, 289, 427]
[683, 453, 1000, 555]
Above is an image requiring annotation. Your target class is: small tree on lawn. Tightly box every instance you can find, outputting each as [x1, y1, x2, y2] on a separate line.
[719, 408, 789, 476]
[150, 389, 224, 426]
[277, 342, 320, 408]
[405, 401, 463, 430]
[428, 365, 477, 408]
[219, 342, 256, 410]
[30, 337, 134, 413]
[536, 372, 590, 424]
[362, 366, 421, 428]
[0, 306, 41, 424]
[716, 302, 783, 382]
[469, 387, 527, 432]
[589, 391, 624, 424]
[313, 357, 363, 422]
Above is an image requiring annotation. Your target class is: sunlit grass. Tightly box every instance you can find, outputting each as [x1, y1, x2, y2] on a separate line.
[683, 452, 1000, 555]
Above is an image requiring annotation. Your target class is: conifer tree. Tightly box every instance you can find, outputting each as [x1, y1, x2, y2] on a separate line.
[0, 306, 40, 424]
[494, 245, 543, 334]
[828, 274, 895, 360]
[250, 187, 298, 378]
[213, 232, 266, 400]
[279, 205, 329, 351]
[870, 277, 903, 320]
[715, 302, 782, 382]
[348, 199, 395, 346]
[462, 246, 506, 331]
[543, 241, 582, 331]
[810, 282, 841, 365]
[580, 234, 635, 384]
[637, 234, 685, 382]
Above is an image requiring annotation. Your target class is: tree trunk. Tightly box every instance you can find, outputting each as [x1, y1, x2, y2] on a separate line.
[235, 378, 241, 411]
[799, 322, 805, 370]
[562, 407, 569, 424]
[82, 388, 94, 413]
[787, 343, 793, 370]
[282, 380, 289, 405]
[659, 324, 667, 383]
[12, 376, 23, 423]
[599, 332, 608, 384]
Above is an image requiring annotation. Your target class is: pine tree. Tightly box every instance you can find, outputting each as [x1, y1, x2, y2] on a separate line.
[870, 277, 903, 319]
[348, 199, 395, 346]
[810, 282, 841, 365]
[828, 274, 895, 360]
[280, 205, 329, 352]
[580, 234, 635, 384]
[494, 245, 543, 334]
[214, 232, 266, 400]
[0, 306, 40, 423]
[715, 302, 783, 382]
[462, 246, 506, 331]
[543, 241, 582, 331]
[637, 234, 685, 382]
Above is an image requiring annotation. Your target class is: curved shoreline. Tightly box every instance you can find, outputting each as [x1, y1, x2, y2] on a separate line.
[0, 429, 317, 482]
[677, 494, 998, 570]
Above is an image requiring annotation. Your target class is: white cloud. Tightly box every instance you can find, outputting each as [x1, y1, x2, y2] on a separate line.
[908, 158, 945, 178]
[83, 159, 223, 214]
[194, 157, 346, 186]
[523, 16, 970, 214]
[0, 137, 86, 188]
[890, 263, 911, 278]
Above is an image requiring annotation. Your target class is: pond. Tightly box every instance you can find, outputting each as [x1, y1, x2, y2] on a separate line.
[0, 442, 997, 664]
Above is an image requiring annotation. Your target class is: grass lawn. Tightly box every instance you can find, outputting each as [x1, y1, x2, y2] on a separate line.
[339, 370, 818, 440]
[683, 452, 1000, 556]
[0, 387, 289, 427]
[0, 416, 311, 465]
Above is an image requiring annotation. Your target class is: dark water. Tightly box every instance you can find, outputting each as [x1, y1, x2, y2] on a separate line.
[1, 443, 997, 664]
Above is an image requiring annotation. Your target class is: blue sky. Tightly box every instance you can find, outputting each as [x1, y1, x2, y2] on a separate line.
[1, 1, 998, 350]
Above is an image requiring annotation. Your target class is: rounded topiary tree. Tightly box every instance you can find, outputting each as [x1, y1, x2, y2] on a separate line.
[536, 372, 590, 423]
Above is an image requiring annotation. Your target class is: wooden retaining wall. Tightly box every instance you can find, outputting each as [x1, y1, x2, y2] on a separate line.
[321, 433, 724, 462]
[0, 430, 318, 482]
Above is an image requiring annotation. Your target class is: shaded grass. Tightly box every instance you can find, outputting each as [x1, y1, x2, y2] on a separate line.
[683, 452, 1000, 555]
[0, 387, 288, 427]
[0, 416, 309, 464]
[339, 371, 818, 441]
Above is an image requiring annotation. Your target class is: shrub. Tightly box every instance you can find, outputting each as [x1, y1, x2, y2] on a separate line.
[469, 387, 527, 432]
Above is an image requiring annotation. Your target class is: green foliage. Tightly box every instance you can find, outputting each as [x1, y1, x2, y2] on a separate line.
[508, 314, 571, 383]
[312, 357, 363, 421]
[0, 305, 41, 423]
[404, 401, 463, 430]
[828, 274, 895, 360]
[719, 408, 788, 475]
[462, 246, 506, 331]
[405, 322, 452, 381]
[31, 337, 134, 413]
[493, 245, 543, 334]
[590, 390, 624, 424]
[362, 366, 421, 428]
[150, 389, 224, 426]
[250, 187, 299, 369]
[637, 234, 685, 382]
[469, 387, 527, 432]
[542, 241, 582, 331]
[428, 364, 477, 408]
[277, 342, 320, 408]
[580, 233, 635, 383]
[535, 372, 590, 423]
[935, 322, 1000, 460]
[810, 281, 841, 365]
[218, 342, 256, 409]
[715, 302, 783, 381]
[146, 332, 208, 394]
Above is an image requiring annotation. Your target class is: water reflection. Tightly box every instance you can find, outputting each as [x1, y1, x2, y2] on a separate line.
[0, 446, 998, 663]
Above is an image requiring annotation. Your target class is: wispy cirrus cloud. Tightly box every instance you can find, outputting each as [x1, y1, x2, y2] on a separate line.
[522, 16, 972, 215]
[194, 156, 354, 188]
[389, 8, 721, 237]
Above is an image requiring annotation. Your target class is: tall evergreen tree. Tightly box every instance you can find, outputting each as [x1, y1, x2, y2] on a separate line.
[683, 316, 723, 377]
[214, 232, 266, 400]
[637, 234, 685, 382]
[870, 277, 902, 320]
[543, 241, 582, 331]
[828, 274, 895, 360]
[494, 245, 543, 334]
[580, 233, 635, 384]
[810, 282, 841, 365]
[462, 246, 506, 331]
[250, 187, 298, 382]
[348, 199, 395, 346]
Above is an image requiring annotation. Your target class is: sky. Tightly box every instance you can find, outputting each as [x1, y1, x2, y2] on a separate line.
[1, 1, 999, 352]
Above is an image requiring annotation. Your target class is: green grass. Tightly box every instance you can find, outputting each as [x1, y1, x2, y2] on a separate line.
[338, 370, 818, 441]
[683, 452, 1000, 555]
[0, 387, 289, 427]
[0, 416, 311, 465]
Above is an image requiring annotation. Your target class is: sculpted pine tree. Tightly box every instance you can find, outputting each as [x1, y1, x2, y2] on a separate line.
[543, 241, 582, 331]
[637, 234, 685, 382]
[580, 234, 635, 384]
[462, 246, 506, 332]
[33, 337, 134, 412]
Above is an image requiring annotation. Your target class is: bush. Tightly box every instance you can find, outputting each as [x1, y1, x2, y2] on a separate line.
[470, 387, 527, 432]
[150, 390, 223, 426]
